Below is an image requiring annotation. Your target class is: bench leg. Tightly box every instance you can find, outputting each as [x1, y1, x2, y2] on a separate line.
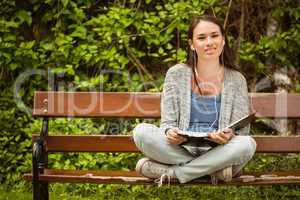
[33, 142, 41, 200]
[33, 141, 49, 200]
[33, 180, 40, 200]
[33, 181, 48, 200]
[40, 182, 49, 200]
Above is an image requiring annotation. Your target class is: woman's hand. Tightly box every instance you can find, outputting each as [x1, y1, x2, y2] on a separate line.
[207, 128, 235, 145]
[166, 128, 187, 145]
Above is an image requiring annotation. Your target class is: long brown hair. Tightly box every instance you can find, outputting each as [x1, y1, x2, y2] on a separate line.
[186, 15, 238, 94]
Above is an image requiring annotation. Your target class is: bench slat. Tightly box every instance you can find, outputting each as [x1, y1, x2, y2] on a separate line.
[33, 92, 300, 118]
[44, 135, 139, 152]
[33, 92, 161, 118]
[251, 93, 300, 118]
[23, 169, 300, 186]
[32, 135, 300, 153]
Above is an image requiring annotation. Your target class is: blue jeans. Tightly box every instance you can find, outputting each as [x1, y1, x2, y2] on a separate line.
[133, 123, 257, 183]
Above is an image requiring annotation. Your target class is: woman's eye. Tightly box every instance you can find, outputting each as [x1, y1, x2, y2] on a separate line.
[198, 37, 206, 40]
[212, 34, 219, 38]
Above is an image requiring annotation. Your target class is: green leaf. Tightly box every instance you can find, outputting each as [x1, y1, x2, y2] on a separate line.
[3, 35, 16, 41]
[41, 43, 53, 50]
[61, 0, 69, 8]
[16, 10, 32, 25]
[9, 63, 18, 70]
[20, 41, 35, 49]
[70, 26, 87, 39]
[3, 20, 19, 28]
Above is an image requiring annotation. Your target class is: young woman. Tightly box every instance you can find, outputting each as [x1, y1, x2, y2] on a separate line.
[132, 15, 256, 185]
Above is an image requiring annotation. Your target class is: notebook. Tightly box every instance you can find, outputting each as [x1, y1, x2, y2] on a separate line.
[177, 113, 256, 138]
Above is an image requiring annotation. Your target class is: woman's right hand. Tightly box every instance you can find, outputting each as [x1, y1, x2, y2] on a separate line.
[166, 128, 187, 145]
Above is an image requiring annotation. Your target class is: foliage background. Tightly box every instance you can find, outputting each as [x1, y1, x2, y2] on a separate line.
[0, 0, 299, 199]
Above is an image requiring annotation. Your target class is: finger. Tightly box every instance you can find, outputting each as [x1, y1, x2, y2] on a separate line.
[173, 134, 187, 144]
[207, 133, 223, 144]
[176, 136, 187, 143]
[168, 131, 179, 140]
[214, 134, 227, 144]
[208, 132, 216, 139]
[210, 132, 221, 140]
[221, 130, 235, 140]
[209, 133, 220, 143]
[169, 131, 186, 140]
[167, 133, 185, 144]
[172, 129, 185, 138]
[218, 132, 230, 141]
[166, 135, 178, 144]
[222, 128, 235, 138]
[222, 128, 232, 133]
[169, 137, 185, 145]
[166, 133, 177, 141]
[166, 131, 175, 139]
[167, 130, 177, 138]
[172, 127, 180, 133]
[218, 131, 226, 138]
[206, 137, 223, 145]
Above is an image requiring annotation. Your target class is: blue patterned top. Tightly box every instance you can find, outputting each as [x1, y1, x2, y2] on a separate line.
[187, 91, 221, 133]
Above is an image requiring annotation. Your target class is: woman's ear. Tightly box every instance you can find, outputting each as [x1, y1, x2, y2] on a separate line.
[188, 39, 195, 51]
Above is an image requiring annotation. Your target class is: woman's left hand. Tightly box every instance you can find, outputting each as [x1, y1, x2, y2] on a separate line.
[221, 128, 235, 141]
[207, 128, 235, 145]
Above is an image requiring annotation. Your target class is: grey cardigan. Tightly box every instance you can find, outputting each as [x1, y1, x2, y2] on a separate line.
[160, 63, 250, 135]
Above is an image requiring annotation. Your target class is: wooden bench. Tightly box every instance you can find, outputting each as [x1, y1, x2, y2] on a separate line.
[24, 91, 300, 200]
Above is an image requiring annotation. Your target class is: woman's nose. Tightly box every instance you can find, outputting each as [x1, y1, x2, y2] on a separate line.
[206, 36, 213, 45]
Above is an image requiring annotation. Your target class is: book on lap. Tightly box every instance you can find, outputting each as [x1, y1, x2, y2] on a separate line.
[177, 113, 256, 139]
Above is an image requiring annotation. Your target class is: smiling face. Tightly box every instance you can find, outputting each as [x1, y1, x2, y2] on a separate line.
[190, 20, 225, 61]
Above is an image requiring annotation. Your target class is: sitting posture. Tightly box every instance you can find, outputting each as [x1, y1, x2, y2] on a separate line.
[133, 15, 256, 185]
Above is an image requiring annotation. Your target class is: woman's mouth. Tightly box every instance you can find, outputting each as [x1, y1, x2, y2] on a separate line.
[204, 48, 216, 54]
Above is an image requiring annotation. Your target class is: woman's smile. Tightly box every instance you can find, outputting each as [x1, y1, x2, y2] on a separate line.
[204, 47, 216, 54]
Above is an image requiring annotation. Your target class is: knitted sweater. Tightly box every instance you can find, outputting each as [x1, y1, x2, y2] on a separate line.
[160, 63, 250, 135]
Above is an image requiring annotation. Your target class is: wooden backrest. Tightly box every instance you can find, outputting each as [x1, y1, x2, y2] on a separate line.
[33, 92, 300, 118]
[33, 135, 300, 153]
[32, 91, 300, 154]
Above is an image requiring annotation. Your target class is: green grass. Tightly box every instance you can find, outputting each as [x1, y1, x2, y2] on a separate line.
[1, 184, 300, 200]
[2, 153, 300, 200]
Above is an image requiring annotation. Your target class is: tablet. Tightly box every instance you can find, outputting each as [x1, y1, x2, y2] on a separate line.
[224, 112, 256, 131]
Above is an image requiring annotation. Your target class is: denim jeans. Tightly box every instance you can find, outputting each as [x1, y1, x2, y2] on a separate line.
[133, 123, 257, 183]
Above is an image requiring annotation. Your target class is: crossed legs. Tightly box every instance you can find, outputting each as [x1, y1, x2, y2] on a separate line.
[133, 123, 256, 183]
